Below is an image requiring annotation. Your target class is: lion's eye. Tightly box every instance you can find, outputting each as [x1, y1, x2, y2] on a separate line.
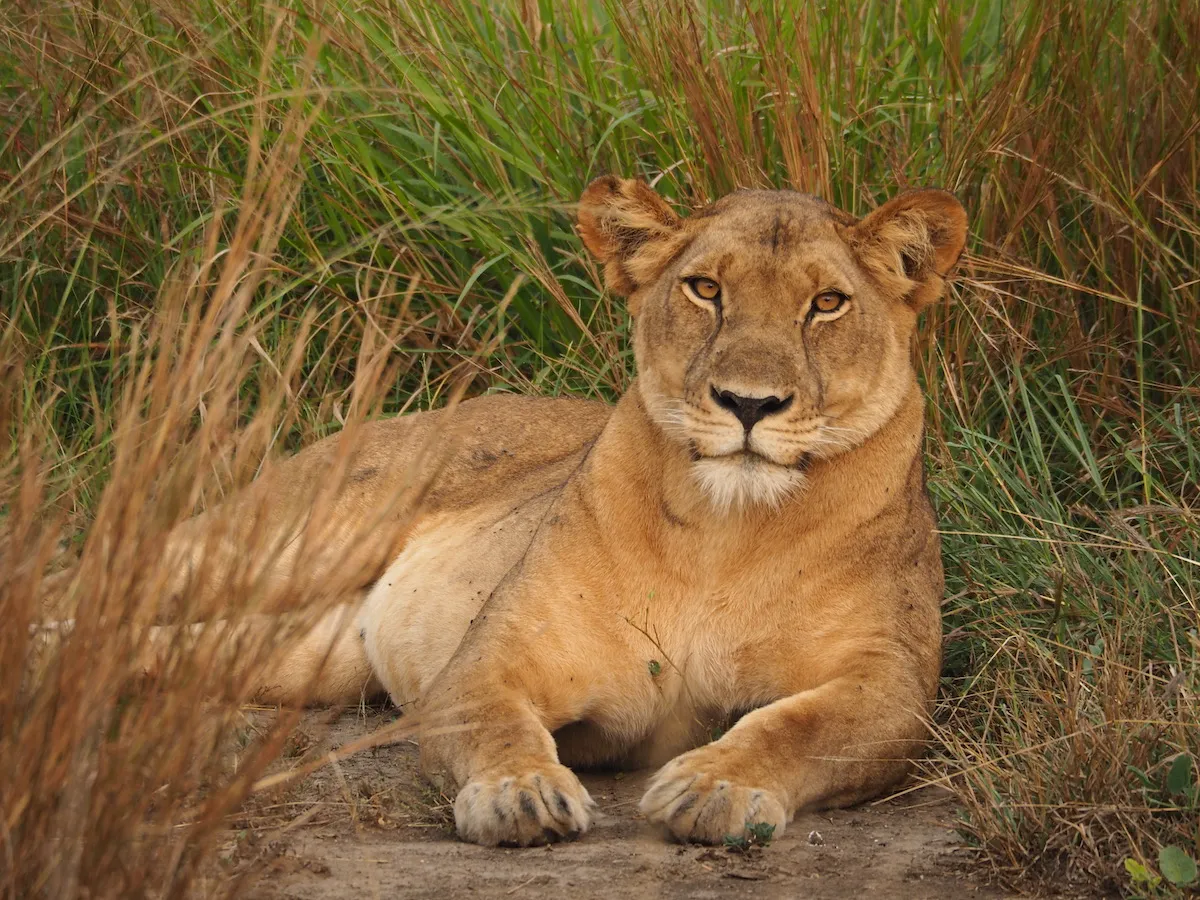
[686, 277, 721, 302]
[811, 291, 849, 316]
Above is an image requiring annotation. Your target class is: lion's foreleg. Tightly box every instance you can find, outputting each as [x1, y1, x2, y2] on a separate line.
[415, 615, 641, 847]
[639, 666, 930, 843]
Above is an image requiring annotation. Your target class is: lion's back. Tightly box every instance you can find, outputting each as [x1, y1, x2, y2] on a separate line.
[340, 392, 613, 513]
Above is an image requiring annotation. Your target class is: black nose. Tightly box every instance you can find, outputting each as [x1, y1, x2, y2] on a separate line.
[710, 386, 794, 432]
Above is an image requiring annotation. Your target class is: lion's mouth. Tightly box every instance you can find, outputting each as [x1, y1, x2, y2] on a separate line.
[688, 445, 812, 473]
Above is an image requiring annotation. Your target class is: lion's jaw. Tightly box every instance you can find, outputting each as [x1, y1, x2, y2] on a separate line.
[689, 454, 808, 512]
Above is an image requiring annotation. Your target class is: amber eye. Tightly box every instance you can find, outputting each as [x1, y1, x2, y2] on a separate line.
[812, 291, 848, 315]
[686, 277, 721, 302]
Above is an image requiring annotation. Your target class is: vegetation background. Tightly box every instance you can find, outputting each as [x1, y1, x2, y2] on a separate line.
[1, 0, 1197, 897]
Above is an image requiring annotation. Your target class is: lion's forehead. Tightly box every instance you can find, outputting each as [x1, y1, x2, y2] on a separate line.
[697, 188, 845, 219]
[681, 213, 862, 296]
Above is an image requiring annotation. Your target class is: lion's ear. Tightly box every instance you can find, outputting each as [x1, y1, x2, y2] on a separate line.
[847, 189, 968, 309]
[578, 176, 684, 298]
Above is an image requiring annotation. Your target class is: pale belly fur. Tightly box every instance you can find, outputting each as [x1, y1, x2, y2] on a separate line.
[357, 497, 554, 709]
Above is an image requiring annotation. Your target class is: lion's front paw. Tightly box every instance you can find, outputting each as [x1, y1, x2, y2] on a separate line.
[639, 749, 787, 844]
[454, 764, 595, 847]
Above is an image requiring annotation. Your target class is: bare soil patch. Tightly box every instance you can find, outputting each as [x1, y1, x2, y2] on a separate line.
[236, 708, 1023, 900]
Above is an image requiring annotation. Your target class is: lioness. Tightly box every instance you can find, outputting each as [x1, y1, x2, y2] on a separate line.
[135, 177, 968, 847]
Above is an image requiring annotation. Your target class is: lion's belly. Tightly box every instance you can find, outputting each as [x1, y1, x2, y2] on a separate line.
[357, 495, 557, 706]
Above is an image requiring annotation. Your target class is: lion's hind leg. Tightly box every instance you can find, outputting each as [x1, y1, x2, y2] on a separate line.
[138, 602, 381, 706]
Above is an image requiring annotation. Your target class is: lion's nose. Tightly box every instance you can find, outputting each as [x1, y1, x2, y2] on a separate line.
[710, 386, 794, 432]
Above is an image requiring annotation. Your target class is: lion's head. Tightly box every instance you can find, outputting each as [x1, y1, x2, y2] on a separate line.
[578, 177, 967, 511]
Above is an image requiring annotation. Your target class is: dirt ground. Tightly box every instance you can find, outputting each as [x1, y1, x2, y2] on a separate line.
[236, 708, 1023, 900]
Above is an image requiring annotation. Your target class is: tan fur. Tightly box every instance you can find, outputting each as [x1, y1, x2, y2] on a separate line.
[129, 178, 968, 847]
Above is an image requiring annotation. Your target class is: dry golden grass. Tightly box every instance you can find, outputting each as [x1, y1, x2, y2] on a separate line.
[1, 65, 429, 894]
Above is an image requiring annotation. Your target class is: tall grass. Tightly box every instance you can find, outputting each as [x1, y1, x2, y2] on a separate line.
[1, 0, 1197, 896]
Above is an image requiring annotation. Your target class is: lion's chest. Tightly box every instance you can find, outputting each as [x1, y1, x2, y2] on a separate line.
[590, 569, 814, 766]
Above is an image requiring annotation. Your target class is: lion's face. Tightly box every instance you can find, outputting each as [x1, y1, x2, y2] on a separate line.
[579, 179, 966, 510]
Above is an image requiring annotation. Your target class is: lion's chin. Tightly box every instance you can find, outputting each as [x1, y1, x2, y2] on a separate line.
[690, 453, 807, 512]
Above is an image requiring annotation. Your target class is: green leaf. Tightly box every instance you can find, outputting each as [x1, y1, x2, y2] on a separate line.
[747, 822, 776, 846]
[1158, 846, 1198, 886]
[723, 833, 750, 852]
[1124, 857, 1160, 887]
[1127, 765, 1154, 790]
[1166, 753, 1195, 796]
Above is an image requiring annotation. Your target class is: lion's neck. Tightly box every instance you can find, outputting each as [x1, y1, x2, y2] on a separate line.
[583, 377, 925, 537]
